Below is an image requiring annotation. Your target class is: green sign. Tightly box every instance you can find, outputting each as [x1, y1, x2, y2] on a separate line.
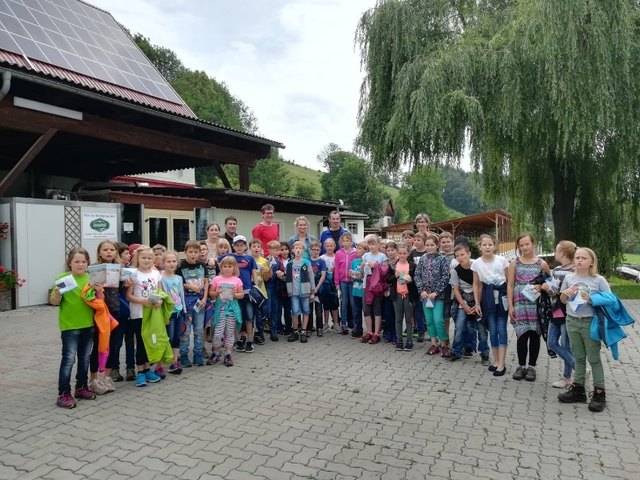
[89, 218, 110, 232]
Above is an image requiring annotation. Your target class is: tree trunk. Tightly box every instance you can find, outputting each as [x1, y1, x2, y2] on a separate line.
[550, 160, 578, 244]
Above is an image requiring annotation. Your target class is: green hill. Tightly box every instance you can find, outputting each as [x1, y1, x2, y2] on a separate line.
[283, 161, 400, 200]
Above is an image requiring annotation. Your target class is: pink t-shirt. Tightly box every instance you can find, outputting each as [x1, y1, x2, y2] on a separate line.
[210, 275, 244, 301]
[395, 261, 410, 296]
[252, 223, 279, 256]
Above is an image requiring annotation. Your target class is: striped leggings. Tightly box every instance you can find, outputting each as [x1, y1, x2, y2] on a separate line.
[213, 316, 236, 348]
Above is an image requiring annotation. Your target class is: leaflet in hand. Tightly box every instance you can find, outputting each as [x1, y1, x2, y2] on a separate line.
[87, 264, 121, 287]
[567, 293, 586, 312]
[121, 267, 136, 282]
[218, 282, 235, 301]
[55, 274, 77, 294]
[522, 284, 540, 302]
[148, 292, 163, 305]
[424, 298, 434, 308]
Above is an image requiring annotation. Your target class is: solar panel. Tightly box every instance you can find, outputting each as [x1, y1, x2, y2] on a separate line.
[0, 0, 183, 104]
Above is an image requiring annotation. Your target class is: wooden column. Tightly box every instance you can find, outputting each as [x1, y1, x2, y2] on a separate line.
[239, 164, 250, 190]
[0, 128, 57, 197]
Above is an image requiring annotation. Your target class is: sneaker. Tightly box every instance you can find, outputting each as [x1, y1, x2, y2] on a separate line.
[548, 348, 557, 359]
[417, 332, 425, 343]
[234, 341, 246, 352]
[426, 344, 440, 356]
[333, 323, 342, 334]
[440, 346, 451, 358]
[512, 366, 527, 381]
[111, 369, 124, 382]
[462, 348, 474, 358]
[193, 355, 204, 366]
[322, 324, 331, 333]
[135, 373, 147, 387]
[304, 331, 311, 338]
[287, 331, 300, 342]
[368, 333, 381, 344]
[207, 353, 221, 365]
[404, 342, 414, 352]
[255, 336, 265, 345]
[168, 362, 182, 375]
[89, 379, 108, 395]
[57, 392, 77, 408]
[588, 388, 606, 412]
[481, 355, 491, 366]
[180, 355, 192, 368]
[145, 370, 161, 383]
[395, 341, 404, 351]
[552, 378, 573, 389]
[558, 383, 587, 403]
[224, 354, 233, 367]
[125, 368, 136, 381]
[100, 375, 116, 392]
[351, 330, 363, 338]
[74, 387, 96, 400]
[245, 342, 255, 353]
[525, 367, 537, 382]
[360, 332, 373, 343]
[154, 366, 166, 379]
[316, 329, 324, 337]
[493, 367, 506, 377]
[448, 353, 462, 362]
[341, 326, 349, 335]
[300, 334, 308, 344]
[270, 333, 279, 341]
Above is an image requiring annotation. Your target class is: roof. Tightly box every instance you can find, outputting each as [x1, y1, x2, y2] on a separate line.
[383, 209, 512, 232]
[337, 209, 369, 219]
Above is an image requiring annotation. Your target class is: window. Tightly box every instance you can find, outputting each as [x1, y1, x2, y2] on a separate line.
[347, 222, 358, 235]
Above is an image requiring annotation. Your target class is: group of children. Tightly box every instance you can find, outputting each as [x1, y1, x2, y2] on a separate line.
[52, 221, 620, 413]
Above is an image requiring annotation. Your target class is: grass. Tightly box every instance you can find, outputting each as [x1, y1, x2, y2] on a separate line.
[623, 253, 640, 265]
[606, 275, 640, 299]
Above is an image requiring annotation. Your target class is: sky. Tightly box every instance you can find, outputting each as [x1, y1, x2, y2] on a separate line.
[89, 0, 379, 171]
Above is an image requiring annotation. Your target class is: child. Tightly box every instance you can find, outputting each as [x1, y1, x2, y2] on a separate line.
[349, 241, 367, 337]
[382, 241, 398, 343]
[309, 241, 327, 336]
[320, 238, 340, 332]
[231, 235, 258, 353]
[401, 230, 415, 251]
[386, 244, 415, 351]
[472, 234, 509, 376]
[208, 255, 245, 367]
[159, 251, 185, 374]
[152, 244, 166, 271]
[266, 240, 285, 341]
[558, 247, 611, 412]
[440, 232, 455, 340]
[199, 241, 218, 356]
[448, 243, 488, 363]
[409, 232, 428, 342]
[334, 233, 358, 333]
[125, 245, 163, 387]
[120, 242, 138, 381]
[108, 242, 132, 382]
[250, 238, 271, 345]
[415, 234, 451, 357]
[544, 241, 576, 388]
[278, 242, 293, 335]
[507, 233, 551, 382]
[286, 241, 315, 342]
[92, 240, 121, 394]
[50, 247, 96, 408]
[361, 235, 389, 344]
[216, 238, 231, 258]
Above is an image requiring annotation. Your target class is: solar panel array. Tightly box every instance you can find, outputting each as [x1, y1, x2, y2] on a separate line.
[0, 0, 183, 103]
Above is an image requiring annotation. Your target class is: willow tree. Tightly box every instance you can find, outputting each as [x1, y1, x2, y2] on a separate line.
[357, 0, 640, 272]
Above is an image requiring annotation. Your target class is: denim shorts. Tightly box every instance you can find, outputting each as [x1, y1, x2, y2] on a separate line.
[291, 295, 310, 316]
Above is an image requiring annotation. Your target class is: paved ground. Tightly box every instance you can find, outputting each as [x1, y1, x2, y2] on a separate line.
[0, 303, 639, 480]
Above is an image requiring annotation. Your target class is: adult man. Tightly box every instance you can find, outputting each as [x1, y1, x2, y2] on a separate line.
[252, 204, 279, 256]
[320, 210, 350, 254]
[224, 216, 238, 244]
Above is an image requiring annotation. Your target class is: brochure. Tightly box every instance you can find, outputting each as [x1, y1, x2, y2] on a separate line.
[55, 274, 77, 294]
[87, 263, 121, 287]
[121, 267, 136, 282]
[218, 282, 235, 301]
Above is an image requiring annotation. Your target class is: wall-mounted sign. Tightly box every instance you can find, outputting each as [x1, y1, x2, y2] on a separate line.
[83, 212, 117, 239]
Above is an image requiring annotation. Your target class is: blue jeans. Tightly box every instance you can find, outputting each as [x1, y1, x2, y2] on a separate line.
[239, 296, 254, 325]
[414, 302, 426, 333]
[353, 296, 363, 333]
[451, 307, 471, 356]
[485, 310, 508, 348]
[291, 295, 310, 316]
[339, 281, 356, 327]
[548, 322, 574, 379]
[167, 311, 184, 349]
[180, 295, 205, 359]
[254, 301, 269, 338]
[58, 327, 94, 394]
[267, 284, 281, 335]
[468, 318, 490, 355]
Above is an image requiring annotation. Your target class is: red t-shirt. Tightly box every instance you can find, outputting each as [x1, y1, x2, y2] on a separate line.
[252, 223, 279, 255]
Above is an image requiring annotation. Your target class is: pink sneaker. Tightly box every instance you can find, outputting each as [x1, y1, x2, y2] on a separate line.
[74, 387, 96, 400]
[154, 365, 167, 379]
[57, 392, 77, 409]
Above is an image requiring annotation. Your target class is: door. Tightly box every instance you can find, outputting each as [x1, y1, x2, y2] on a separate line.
[144, 209, 194, 257]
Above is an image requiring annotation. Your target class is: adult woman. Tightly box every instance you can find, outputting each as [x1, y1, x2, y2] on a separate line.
[205, 223, 220, 265]
[414, 213, 431, 235]
[288, 216, 316, 260]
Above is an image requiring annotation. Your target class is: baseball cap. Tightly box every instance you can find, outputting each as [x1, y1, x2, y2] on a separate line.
[128, 243, 141, 258]
[232, 235, 247, 244]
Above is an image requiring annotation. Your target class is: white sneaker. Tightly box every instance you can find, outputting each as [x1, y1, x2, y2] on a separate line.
[552, 378, 573, 389]
[333, 323, 342, 334]
[89, 379, 108, 395]
[100, 375, 116, 392]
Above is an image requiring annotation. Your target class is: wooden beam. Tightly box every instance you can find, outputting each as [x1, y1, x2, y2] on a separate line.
[214, 162, 232, 189]
[0, 128, 57, 197]
[0, 99, 258, 167]
[239, 164, 250, 190]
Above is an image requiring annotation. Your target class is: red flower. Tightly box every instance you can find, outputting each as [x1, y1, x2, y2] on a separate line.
[0, 266, 4, 273]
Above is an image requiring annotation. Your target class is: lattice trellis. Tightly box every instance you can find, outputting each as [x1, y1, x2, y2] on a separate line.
[64, 206, 81, 253]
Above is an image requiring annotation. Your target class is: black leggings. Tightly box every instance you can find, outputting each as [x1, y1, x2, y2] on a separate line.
[131, 318, 148, 366]
[517, 330, 541, 367]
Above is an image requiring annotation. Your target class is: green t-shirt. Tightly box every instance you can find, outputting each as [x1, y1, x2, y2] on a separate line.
[53, 272, 94, 331]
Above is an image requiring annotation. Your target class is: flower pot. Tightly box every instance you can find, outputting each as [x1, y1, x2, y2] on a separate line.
[0, 285, 15, 311]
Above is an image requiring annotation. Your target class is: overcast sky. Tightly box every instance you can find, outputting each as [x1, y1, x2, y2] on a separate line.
[88, 0, 378, 170]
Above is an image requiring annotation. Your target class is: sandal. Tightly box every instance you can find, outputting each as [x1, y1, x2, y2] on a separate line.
[361, 332, 373, 343]
[368, 333, 381, 344]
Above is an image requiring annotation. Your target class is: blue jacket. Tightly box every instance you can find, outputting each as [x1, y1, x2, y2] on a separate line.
[590, 291, 635, 360]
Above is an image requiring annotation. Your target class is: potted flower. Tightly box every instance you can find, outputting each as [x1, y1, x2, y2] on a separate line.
[0, 265, 25, 311]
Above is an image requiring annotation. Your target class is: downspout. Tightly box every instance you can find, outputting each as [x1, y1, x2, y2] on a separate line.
[0, 70, 11, 102]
